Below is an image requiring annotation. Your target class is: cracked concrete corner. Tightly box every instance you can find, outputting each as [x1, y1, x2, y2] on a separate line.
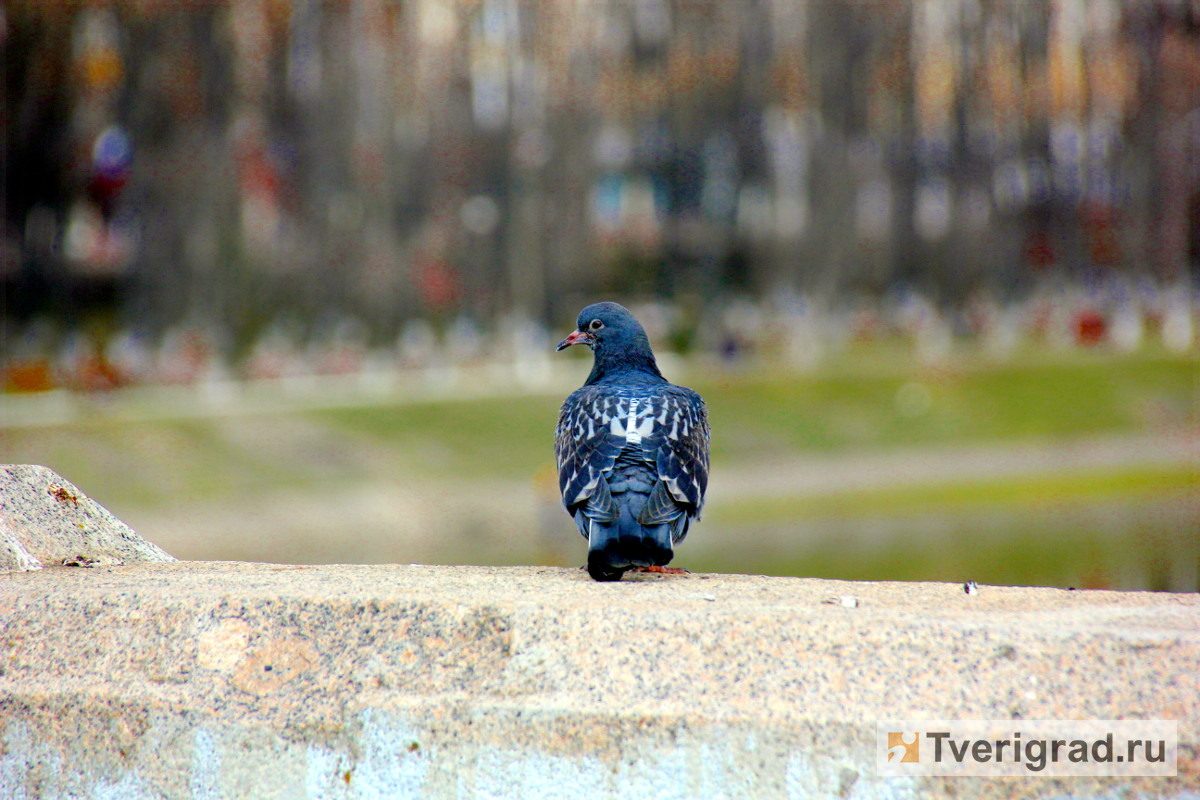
[0, 464, 175, 572]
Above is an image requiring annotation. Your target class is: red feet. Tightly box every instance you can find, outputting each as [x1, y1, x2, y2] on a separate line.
[633, 565, 690, 575]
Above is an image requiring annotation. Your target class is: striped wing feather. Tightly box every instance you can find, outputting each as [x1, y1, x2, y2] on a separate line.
[555, 384, 709, 518]
[645, 386, 709, 516]
[555, 386, 626, 512]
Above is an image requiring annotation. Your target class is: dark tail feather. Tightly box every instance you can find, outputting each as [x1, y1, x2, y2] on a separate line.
[579, 496, 674, 582]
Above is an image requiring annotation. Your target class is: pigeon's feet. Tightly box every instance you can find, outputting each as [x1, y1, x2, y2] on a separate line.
[633, 565, 689, 575]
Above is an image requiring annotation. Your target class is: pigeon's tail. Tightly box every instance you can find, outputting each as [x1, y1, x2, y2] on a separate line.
[576, 454, 687, 582]
[582, 502, 675, 582]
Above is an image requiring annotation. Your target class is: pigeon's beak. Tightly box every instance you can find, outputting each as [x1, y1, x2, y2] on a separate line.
[556, 330, 594, 351]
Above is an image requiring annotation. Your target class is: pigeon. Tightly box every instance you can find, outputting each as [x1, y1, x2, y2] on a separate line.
[554, 302, 710, 581]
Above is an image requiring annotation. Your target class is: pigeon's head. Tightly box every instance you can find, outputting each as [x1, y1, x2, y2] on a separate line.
[555, 301, 646, 354]
[557, 302, 665, 384]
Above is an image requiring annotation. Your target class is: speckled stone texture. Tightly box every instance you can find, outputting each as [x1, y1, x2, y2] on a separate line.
[0, 464, 175, 572]
[0, 562, 1195, 799]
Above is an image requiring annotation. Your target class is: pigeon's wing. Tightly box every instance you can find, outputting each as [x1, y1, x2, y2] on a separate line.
[645, 386, 710, 516]
[554, 386, 626, 513]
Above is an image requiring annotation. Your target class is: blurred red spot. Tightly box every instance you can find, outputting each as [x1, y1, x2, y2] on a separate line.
[1074, 310, 1106, 346]
[4, 360, 55, 393]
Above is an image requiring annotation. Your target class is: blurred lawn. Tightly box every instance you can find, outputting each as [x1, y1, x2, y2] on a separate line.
[2, 344, 1195, 589]
[708, 464, 1195, 524]
[694, 499, 1196, 591]
[310, 345, 1193, 475]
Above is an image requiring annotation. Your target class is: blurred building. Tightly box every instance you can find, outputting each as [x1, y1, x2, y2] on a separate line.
[3, 0, 1198, 378]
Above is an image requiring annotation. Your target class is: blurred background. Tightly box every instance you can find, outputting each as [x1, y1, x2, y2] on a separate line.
[2, 0, 1197, 590]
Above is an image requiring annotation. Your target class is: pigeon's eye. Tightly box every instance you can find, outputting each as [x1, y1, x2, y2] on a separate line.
[589, 319, 604, 331]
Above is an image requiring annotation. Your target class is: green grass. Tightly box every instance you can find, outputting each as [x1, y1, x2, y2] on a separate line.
[2, 415, 352, 509]
[2, 344, 1194, 588]
[692, 498, 1198, 591]
[694, 347, 1195, 462]
[4, 344, 1193, 500]
[707, 464, 1197, 525]
[302, 346, 1195, 479]
[310, 396, 565, 480]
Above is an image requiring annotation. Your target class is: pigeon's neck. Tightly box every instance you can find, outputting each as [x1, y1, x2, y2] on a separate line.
[584, 347, 666, 387]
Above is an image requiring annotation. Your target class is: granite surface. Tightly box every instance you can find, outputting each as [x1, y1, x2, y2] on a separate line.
[0, 561, 1196, 799]
[0, 464, 175, 572]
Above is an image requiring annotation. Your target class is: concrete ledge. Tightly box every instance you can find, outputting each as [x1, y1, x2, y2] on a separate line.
[0, 464, 174, 572]
[1, 562, 1196, 799]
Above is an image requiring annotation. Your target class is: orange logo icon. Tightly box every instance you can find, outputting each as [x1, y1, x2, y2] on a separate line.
[887, 732, 920, 763]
